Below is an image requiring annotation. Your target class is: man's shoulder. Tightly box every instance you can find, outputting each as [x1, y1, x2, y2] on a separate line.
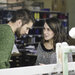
[0, 24, 12, 32]
[0, 24, 10, 28]
[0, 24, 15, 41]
[0, 24, 14, 37]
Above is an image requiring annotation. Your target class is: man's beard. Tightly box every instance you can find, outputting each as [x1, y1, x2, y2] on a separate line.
[15, 28, 21, 38]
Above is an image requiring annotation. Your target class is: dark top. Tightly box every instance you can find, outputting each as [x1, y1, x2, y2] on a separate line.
[35, 43, 73, 65]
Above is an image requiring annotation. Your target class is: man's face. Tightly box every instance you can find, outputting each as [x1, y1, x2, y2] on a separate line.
[16, 21, 33, 37]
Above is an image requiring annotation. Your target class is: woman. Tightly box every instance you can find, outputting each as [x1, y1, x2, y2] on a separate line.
[35, 17, 73, 65]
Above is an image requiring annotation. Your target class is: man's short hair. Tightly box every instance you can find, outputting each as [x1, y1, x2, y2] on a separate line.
[10, 9, 35, 25]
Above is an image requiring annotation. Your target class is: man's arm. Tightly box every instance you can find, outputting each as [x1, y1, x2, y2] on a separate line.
[0, 26, 15, 69]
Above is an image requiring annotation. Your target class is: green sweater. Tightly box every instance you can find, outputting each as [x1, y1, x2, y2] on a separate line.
[0, 24, 15, 69]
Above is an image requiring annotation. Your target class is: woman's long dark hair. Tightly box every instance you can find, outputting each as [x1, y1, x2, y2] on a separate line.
[42, 17, 67, 49]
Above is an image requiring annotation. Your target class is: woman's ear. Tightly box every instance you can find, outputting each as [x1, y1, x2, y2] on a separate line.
[17, 19, 22, 28]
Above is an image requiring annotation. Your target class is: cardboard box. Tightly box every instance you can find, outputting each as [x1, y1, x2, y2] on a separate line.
[52, 0, 66, 12]
[0, 0, 24, 10]
[0, 0, 7, 3]
[7, 0, 23, 3]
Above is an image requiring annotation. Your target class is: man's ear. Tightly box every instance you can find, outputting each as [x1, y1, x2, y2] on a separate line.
[17, 19, 22, 28]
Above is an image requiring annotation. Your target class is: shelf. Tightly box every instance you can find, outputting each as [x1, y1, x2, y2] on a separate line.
[26, 53, 37, 56]
[32, 10, 68, 14]
[0, 2, 24, 10]
[16, 42, 39, 46]
[0, 2, 24, 7]
[25, 42, 39, 45]
[28, 34, 42, 37]
[32, 27, 43, 28]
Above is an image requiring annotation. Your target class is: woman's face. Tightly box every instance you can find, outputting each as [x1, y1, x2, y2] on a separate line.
[43, 22, 54, 41]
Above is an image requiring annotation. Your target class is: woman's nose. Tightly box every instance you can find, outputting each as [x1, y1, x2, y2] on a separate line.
[44, 30, 47, 34]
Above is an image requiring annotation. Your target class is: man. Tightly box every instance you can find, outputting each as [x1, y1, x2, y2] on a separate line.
[0, 9, 34, 69]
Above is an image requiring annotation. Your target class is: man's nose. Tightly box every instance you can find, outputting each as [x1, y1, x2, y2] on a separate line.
[25, 30, 29, 34]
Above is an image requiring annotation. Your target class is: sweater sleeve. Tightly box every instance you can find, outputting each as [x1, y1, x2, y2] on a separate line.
[0, 26, 15, 69]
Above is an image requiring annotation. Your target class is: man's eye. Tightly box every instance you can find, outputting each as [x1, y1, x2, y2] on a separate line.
[47, 28, 51, 31]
